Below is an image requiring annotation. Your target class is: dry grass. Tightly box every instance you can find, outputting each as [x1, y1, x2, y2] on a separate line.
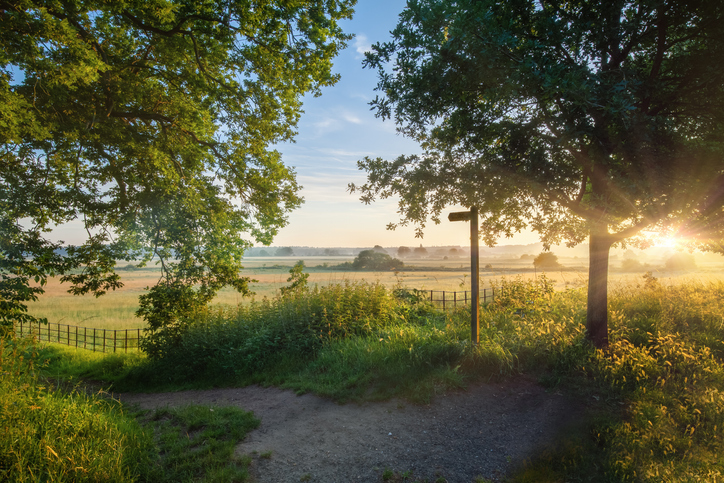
[24, 255, 724, 331]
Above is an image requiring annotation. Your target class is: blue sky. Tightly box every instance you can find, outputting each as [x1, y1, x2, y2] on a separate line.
[47, 1, 539, 249]
[270, 0, 540, 248]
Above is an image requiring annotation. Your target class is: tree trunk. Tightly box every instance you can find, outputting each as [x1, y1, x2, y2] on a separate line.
[586, 227, 612, 348]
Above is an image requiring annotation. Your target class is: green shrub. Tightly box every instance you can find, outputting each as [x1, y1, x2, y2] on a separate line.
[128, 281, 438, 386]
[512, 278, 724, 482]
[109, 276, 724, 481]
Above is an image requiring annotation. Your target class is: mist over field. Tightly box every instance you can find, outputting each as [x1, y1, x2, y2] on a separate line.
[24, 242, 724, 332]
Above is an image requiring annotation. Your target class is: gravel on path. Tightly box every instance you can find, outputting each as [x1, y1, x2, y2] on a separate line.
[119, 376, 583, 482]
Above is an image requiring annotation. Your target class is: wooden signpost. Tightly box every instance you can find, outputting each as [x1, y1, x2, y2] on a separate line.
[448, 207, 480, 344]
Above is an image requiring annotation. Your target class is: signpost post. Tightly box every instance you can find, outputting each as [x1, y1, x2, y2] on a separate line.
[448, 207, 479, 344]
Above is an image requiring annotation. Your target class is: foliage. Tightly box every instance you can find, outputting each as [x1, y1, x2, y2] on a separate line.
[0, 336, 152, 482]
[351, 0, 724, 347]
[142, 404, 259, 483]
[620, 258, 650, 272]
[275, 247, 295, 257]
[397, 246, 411, 258]
[413, 246, 428, 257]
[279, 260, 310, 297]
[38, 277, 724, 481]
[664, 252, 697, 271]
[123, 281, 438, 388]
[533, 252, 562, 270]
[351, 249, 404, 270]
[138, 281, 212, 360]
[0, 0, 355, 333]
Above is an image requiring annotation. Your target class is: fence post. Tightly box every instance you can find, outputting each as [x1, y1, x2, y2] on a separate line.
[442, 291, 446, 310]
[93, 328, 96, 352]
[102, 329, 106, 353]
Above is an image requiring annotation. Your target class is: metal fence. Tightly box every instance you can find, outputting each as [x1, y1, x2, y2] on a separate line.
[13, 288, 495, 352]
[423, 288, 496, 310]
[13, 320, 142, 353]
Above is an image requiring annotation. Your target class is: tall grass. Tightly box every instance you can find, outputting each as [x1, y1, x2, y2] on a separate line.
[123, 281, 445, 393]
[38, 275, 724, 481]
[0, 337, 152, 482]
[503, 276, 724, 481]
[1, 338, 260, 482]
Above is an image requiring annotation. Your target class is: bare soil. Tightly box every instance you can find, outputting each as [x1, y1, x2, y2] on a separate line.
[119, 377, 584, 483]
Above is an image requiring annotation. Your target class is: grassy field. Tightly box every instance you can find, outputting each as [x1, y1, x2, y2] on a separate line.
[24, 254, 724, 332]
[10, 275, 724, 481]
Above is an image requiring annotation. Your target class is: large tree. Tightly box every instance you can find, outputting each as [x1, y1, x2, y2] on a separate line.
[351, 0, 724, 347]
[0, 0, 354, 345]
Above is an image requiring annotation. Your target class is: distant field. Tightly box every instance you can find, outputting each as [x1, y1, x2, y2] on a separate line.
[24, 254, 724, 330]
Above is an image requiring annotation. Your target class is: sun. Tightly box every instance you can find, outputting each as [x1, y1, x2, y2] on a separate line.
[653, 236, 679, 248]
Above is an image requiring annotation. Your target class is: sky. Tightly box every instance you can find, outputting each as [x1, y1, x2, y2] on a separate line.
[47, 1, 541, 249]
[268, 0, 541, 249]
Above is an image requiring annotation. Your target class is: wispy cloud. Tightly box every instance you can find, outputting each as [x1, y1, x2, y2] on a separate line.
[342, 112, 362, 124]
[308, 109, 367, 136]
[354, 34, 372, 59]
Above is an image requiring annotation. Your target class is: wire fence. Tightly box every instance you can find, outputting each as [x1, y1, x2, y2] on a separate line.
[13, 288, 495, 352]
[422, 288, 496, 310]
[13, 320, 142, 353]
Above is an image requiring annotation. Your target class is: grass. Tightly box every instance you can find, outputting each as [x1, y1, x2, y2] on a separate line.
[24, 256, 723, 333]
[0, 337, 261, 482]
[0, 337, 152, 482]
[11, 273, 724, 481]
[140, 404, 258, 483]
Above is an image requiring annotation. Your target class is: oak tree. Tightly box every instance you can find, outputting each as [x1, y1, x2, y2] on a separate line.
[0, 0, 354, 348]
[352, 0, 724, 347]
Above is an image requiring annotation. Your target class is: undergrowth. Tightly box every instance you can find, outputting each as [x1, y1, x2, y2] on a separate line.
[0, 337, 260, 482]
[0, 337, 152, 482]
[31, 276, 724, 482]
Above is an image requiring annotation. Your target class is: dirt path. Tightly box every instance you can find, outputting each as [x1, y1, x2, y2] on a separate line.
[119, 377, 583, 482]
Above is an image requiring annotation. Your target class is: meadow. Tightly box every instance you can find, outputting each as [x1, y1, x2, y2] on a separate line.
[24, 254, 724, 332]
[5, 273, 724, 482]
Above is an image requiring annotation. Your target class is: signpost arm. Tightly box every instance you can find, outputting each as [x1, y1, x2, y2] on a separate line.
[470, 206, 480, 344]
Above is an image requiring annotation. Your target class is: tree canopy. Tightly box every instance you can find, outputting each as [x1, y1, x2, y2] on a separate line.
[0, 0, 354, 335]
[533, 252, 562, 270]
[351, 250, 404, 270]
[351, 0, 724, 347]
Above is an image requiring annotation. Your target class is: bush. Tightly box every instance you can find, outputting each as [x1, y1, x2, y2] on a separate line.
[351, 250, 404, 270]
[129, 281, 437, 385]
[533, 251, 562, 269]
[620, 258, 650, 272]
[664, 252, 697, 271]
[279, 260, 310, 296]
